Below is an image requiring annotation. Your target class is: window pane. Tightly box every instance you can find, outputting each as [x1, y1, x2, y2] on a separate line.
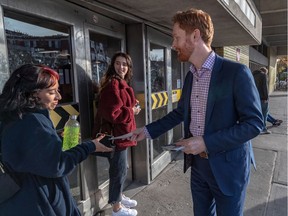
[150, 43, 166, 92]
[172, 50, 181, 90]
[4, 12, 73, 103]
[150, 43, 167, 159]
[90, 32, 122, 84]
[152, 106, 168, 159]
[172, 50, 183, 141]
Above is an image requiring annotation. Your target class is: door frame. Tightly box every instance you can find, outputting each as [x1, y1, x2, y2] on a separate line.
[146, 26, 177, 180]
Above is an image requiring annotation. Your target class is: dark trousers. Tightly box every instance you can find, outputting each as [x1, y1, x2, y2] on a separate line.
[190, 156, 248, 216]
[261, 101, 269, 130]
[267, 113, 276, 124]
[108, 149, 127, 204]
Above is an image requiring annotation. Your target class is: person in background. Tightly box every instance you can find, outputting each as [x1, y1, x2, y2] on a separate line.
[253, 67, 271, 134]
[258, 67, 283, 127]
[267, 113, 283, 126]
[93, 52, 141, 216]
[128, 8, 263, 216]
[0, 64, 112, 216]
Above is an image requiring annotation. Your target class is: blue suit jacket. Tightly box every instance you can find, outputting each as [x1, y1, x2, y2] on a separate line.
[146, 54, 263, 196]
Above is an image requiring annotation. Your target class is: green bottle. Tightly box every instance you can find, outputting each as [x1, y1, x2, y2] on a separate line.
[62, 115, 80, 151]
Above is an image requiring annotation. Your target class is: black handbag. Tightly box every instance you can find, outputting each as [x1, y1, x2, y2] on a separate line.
[91, 117, 115, 158]
[0, 161, 20, 204]
[0, 122, 20, 203]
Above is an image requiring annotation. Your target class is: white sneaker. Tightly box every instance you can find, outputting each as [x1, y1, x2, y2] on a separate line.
[112, 206, 138, 216]
[121, 194, 137, 208]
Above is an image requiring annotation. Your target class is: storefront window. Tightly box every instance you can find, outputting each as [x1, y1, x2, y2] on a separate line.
[4, 11, 73, 103]
[150, 43, 166, 92]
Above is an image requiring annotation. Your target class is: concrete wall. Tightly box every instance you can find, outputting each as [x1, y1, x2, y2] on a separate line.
[214, 46, 250, 67]
[249, 46, 269, 66]
[225, 46, 250, 66]
[267, 47, 278, 93]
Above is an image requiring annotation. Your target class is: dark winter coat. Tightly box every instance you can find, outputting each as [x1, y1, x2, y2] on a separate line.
[252, 70, 269, 101]
[0, 109, 96, 216]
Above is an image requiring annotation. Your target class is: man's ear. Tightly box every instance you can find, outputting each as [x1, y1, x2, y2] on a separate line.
[193, 29, 201, 40]
[187, 31, 195, 42]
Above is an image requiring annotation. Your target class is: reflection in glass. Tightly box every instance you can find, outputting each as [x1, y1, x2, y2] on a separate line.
[89, 33, 121, 84]
[172, 50, 183, 141]
[152, 106, 168, 159]
[150, 43, 166, 92]
[4, 14, 73, 103]
[172, 50, 182, 89]
[89, 32, 121, 186]
[150, 43, 168, 159]
[172, 102, 182, 142]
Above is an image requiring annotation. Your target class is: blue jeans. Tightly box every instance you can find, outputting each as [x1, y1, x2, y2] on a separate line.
[108, 149, 127, 204]
[261, 101, 269, 130]
[267, 114, 276, 124]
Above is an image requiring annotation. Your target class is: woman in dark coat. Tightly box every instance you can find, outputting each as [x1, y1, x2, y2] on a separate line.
[93, 52, 141, 216]
[0, 64, 112, 216]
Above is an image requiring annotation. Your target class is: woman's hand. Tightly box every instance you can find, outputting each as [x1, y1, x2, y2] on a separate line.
[92, 134, 113, 152]
[133, 106, 141, 115]
[133, 99, 141, 115]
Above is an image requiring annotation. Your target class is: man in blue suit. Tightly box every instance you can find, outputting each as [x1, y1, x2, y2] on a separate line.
[129, 8, 263, 216]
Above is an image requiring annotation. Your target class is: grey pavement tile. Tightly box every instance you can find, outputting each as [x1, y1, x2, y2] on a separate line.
[245, 149, 277, 216]
[273, 151, 288, 185]
[265, 184, 288, 216]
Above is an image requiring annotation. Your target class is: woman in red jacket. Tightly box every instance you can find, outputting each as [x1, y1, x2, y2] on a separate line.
[93, 52, 141, 216]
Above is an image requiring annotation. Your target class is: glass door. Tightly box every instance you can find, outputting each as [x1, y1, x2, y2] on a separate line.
[85, 25, 133, 192]
[89, 32, 122, 186]
[150, 43, 168, 159]
[146, 27, 182, 180]
[171, 50, 184, 141]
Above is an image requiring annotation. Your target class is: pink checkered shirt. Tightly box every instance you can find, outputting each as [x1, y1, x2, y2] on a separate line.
[189, 51, 215, 136]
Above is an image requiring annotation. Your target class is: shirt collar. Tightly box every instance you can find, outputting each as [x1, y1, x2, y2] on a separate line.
[190, 51, 216, 73]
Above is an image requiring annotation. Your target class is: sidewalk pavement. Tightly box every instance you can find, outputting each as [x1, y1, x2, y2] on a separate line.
[101, 90, 288, 216]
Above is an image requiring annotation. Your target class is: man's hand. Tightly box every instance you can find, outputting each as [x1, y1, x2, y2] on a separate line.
[128, 127, 146, 141]
[176, 136, 207, 155]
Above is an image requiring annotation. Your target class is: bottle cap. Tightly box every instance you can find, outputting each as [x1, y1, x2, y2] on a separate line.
[71, 115, 77, 120]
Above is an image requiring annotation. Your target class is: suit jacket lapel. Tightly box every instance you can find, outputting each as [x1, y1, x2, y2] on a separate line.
[183, 72, 193, 173]
[205, 55, 223, 127]
[184, 72, 193, 137]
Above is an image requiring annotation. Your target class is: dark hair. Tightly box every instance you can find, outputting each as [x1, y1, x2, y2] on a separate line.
[259, 67, 268, 74]
[99, 52, 133, 93]
[0, 64, 59, 122]
[172, 8, 214, 47]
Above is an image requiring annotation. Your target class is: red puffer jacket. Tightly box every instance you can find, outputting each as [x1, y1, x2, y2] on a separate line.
[93, 78, 137, 150]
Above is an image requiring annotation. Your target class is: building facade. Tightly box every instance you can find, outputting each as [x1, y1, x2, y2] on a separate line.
[0, 0, 284, 214]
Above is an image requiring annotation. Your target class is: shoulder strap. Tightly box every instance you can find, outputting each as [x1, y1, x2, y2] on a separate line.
[99, 118, 114, 135]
